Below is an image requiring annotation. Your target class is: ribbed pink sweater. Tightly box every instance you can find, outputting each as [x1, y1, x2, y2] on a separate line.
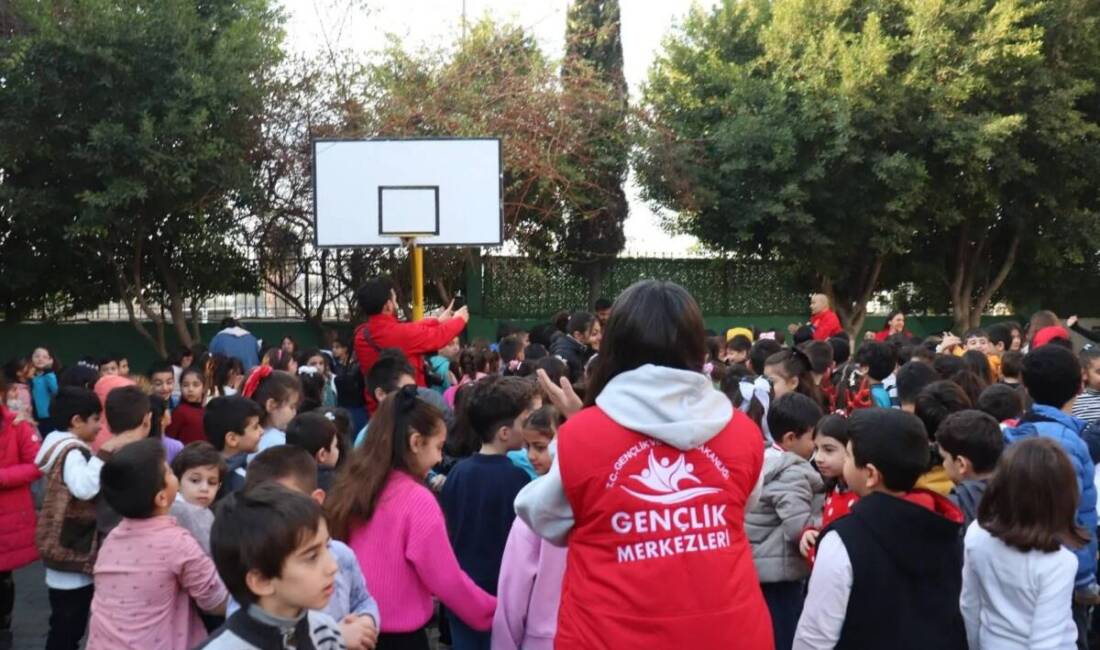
[346, 470, 496, 633]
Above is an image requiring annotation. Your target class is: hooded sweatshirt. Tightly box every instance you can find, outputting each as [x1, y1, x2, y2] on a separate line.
[745, 446, 826, 583]
[948, 478, 988, 533]
[515, 365, 770, 650]
[793, 490, 967, 650]
[208, 326, 261, 373]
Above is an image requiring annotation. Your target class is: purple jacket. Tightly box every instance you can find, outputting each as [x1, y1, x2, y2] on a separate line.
[491, 518, 567, 650]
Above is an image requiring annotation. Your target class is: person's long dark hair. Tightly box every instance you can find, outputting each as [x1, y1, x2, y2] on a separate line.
[325, 386, 443, 541]
[584, 280, 706, 406]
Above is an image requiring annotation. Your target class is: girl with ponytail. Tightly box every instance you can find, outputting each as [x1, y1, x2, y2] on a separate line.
[326, 386, 495, 649]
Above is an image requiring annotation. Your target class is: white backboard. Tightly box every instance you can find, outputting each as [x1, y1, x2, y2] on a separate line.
[313, 138, 503, 247]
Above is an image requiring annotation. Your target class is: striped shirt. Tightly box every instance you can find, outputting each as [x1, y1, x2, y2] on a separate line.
[1073, 390, 1100, 425]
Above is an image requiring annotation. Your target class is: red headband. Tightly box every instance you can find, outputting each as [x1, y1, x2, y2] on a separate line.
[243, 365, 273, 399]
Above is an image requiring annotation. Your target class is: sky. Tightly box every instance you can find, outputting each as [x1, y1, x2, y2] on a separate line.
[283, 0, 717, 254]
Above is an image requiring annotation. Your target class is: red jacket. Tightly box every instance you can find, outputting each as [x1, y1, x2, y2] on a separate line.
[355, 313, 466, 410]
[811, 309, 844, 341]
[166, 401, 206, 445]
[0, 404, 42, 571]
[555, 407, 773, 650]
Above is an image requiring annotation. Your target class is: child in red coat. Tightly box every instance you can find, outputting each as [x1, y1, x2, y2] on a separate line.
[800, 415, 857, 565]
[0, 399, 42, 645]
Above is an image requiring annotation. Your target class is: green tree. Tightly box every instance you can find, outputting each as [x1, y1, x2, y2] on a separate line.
[562, 0, 630, 304]
[0, 0, 282, 355]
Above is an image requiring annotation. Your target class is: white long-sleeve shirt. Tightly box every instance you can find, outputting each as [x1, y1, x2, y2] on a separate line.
[793, 531, 852, 650]
[960, 522, 1077, 650]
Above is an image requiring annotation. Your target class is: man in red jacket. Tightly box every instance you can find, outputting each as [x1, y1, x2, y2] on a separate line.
[354, 278, 469, 413]
[790, 294, 845, 342]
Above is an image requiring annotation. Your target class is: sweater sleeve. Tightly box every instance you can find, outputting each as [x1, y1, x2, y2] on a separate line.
[0, 423, 41, 488]
[337, 542, 381, 626]
[176, 529, 228, 612]
[793, 531, 851, 650]
[491, 519, 541, 650]
[62, 448, 105, 501]
[1028, 550, 1078, 650]
[406, 494, 496, 631]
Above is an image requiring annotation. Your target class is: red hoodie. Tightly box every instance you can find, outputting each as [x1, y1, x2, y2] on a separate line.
[811, 309, 844, 341]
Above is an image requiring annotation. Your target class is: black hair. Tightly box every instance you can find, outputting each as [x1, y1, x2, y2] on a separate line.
[58, 364, 99, 390]
[847, 408, 930, 492]
[933, 354, 965, 381]
[178, 366, 207, 401]
[211, 484, 324, 605]
[987, 323, 1014, 351]
[148, 395, 167, 439]
[527, 323, 558, 349]
[366, 349, 416, 397]
[767, 392, 823, 440]
[296, 348, 326, 368]
[792, 325, 815, 346]
[936, 410, 1004, 474]
[585, 281, 707, 405]
[552, 310, 571, 333]
[964, 328, 989, 342]
[525, 343, 549, 361]
[171, 441, 228, 482]
[951, 370, 989, 408]
[356, 278, 395, 316]
[896, 361, 938, 406]
[728, 335, 752, 354]
[296, 371, 326, 413]
[244, 445, 319, 493]
[594, 297, 613, 312]
[219, 316, 239, 329]
[828, 336, 851, 366]
[1080, 346, 1100, 371]
[977, 384, 1023, 423]
[765, 349, 824, 406]
[498, 335, 524, 364]
[803, 341, 834, 375]
[169, 345, 194, 367]
[1001, 351, 1024, 380]
[105, 385, 152, 433]
[148, 360, 175, 378]
[100, 438, 167, 519]
[204, 396, 264, 451]
[749, 339, 783, 376]
[465, 376, 537, 443]
[566, 312, 597, 337]
[815, 413, 850, 446]
[914, 380, 972, 440]
[856, 341, 896, 381]
[52, 386, 102, 431]
[909, 346, 935, 364]
[535, 356, 568, 388]
[1023, 345, 1082, 409]
[286, 411, 338, 458]
[211, 355, 245, 397]
[962, 350, 993, 385]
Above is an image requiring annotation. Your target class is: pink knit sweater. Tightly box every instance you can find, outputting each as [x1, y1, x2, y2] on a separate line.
[346, 470, 496, 633]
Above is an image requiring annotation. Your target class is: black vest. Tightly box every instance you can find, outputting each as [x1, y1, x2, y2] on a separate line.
[826, 491, 967, 650]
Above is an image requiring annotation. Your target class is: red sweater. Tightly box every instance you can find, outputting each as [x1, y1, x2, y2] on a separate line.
[354, 313, 466, 412]
[555, 407, 773, 650]
[811, 309, 844, 340]
[166, 402, 206, 445]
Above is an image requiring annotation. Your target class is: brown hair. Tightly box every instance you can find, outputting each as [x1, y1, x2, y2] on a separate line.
[325, 386, 443, 541]
[171, 441, 228, 482]
[523, 405, 562, 439]
[978, 437, 1089, 553]
[250, 371, 301, 427]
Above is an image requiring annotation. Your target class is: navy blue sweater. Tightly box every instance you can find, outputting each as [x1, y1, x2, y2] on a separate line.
[440, 453, 531, 594]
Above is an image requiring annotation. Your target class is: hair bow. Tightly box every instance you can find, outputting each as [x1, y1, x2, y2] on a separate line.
[242, 365, 273, 399]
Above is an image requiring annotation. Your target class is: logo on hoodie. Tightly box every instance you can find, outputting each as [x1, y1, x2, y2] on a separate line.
[622, 451, 721, 505]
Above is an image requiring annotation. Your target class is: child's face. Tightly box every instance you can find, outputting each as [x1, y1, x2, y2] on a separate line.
[764, 364, 797, 398]
[523, 429, 553, 475]
[940, 448, 966, 484]
[267, 519, 339, 615]
[332, 342, 348, 362]
[306, 355, 327, 376]
[1010, 329, 1023, 352]
[966, 337, 990, 354]
[118, 359, 130, 377]
[71, 413, 101, 442]
[781, 429, 816, 461]
[1085, 359, 1100, 392]
[267, 392, 299, 431]
[151, 372, 175, 400]
[228, 416, 264, 454]
[441, 338, 461, 360]
[842, 441, 872, 497]
[408, 420, 446, 477]
[32, 348, 53, 371]
[16, 362, 33, 382]
[504, 397, 542, 452]
[179, 465, 221, 508]
[728, 349, 748, 365]
[317, 435, 340, 468]
[181, 374, 205, 404]
[812, 434, 847, 479]
[227, 369, 244, 391]
[281, 338, 296, 354]
[100, 361, 119, 377]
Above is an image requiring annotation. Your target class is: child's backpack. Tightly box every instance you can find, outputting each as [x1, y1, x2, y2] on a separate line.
[35, 439, 100, 574]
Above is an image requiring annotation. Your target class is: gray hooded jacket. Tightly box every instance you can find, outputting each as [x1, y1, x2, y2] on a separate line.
[744, 447, 825, 583]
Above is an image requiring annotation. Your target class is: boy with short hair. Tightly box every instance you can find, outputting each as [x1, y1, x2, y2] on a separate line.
[896, 361, 938, 414]
[747, 392, 826, 650]
[230, 446, 380, 649]
[1000, 350, 1025, 387]
[441, 375, 537, 649]
[201, 483, 344, 650]
[976, 384, 1023, 427]
[285, 411, 341, 491]
[150, 360, 177, 407]
[170, 441, 227, 556]
[963, 328, 991, 354]
[856, 341, 897, 408]
[1004, 345, 1099, 613]
[203, 395, 264, 502]
[794, 408, 967, 650]
[35, 387, 138, 650]
[912, 380, 971, 496]
[937, 410, 1004, 530]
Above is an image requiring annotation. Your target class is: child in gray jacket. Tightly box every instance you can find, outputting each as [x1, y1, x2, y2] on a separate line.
[746, 392, 826, 650]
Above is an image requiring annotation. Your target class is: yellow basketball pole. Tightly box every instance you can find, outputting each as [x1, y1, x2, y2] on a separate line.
[410, 239, 424, 321]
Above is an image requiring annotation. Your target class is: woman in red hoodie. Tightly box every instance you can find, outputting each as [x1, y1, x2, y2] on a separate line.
[516, 280, 772, 650]
[0, 374, 42, 646]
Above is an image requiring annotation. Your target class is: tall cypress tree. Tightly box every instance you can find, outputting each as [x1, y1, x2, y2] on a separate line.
[562, 0, 629, 305]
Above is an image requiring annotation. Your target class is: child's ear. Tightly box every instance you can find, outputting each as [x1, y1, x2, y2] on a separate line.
[864, 462, 884, 491]
[496, 425, 511, 443]
[780, 431, 797, 447]
[374, 388, 387, 404]
[245, 569, 276, 599]
[265, 398, 278, 414]
[225, 431, 240, 447]
[311, 488, 326, 506]
[956, 455, 974, 477]
[154, 485, 173, 510]
[141, 412, 153, 434]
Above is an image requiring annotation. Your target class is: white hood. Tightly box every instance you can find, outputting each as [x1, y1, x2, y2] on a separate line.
[595, 364, 733, 451]
[218, 326, 252, 337]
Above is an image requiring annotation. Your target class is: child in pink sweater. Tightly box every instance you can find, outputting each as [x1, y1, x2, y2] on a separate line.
[492, 406, 566, 650]
[327, 385, 495, 648]
[87, 438, 227, 650]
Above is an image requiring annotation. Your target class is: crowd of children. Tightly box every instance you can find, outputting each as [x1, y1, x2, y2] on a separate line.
[2, 291, 1100, 650]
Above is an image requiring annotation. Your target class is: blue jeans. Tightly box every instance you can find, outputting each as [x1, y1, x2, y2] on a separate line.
[446, 610, 490, 650]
